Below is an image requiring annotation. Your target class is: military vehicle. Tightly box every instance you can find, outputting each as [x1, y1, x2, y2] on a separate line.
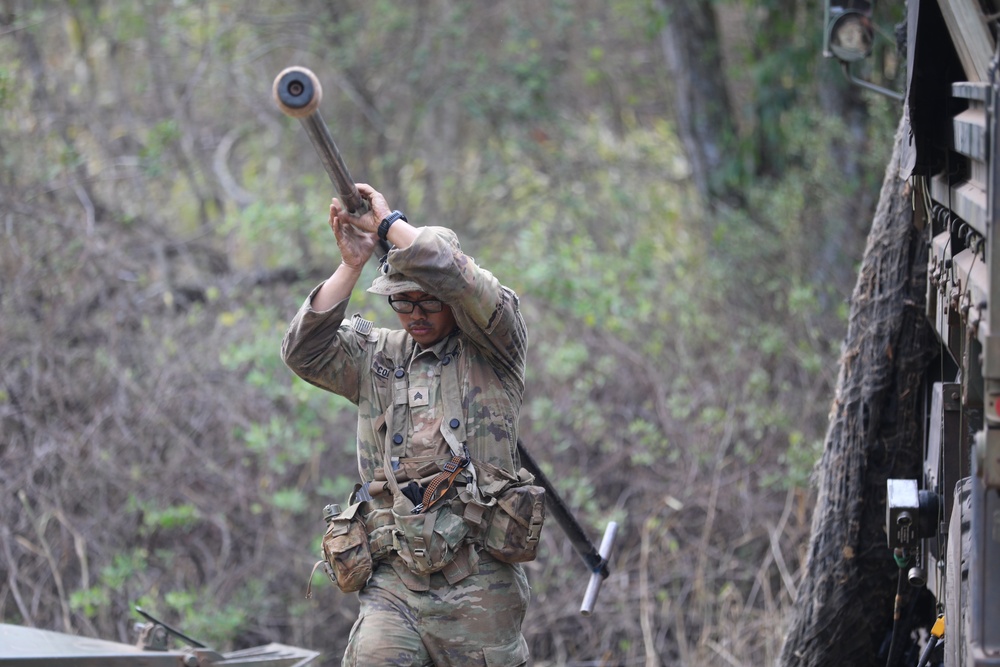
[825, 1, 1000, 665]
[0, 607, 319, 666]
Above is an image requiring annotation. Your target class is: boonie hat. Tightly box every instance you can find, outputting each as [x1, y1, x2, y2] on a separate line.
[368, 227, 462, 296]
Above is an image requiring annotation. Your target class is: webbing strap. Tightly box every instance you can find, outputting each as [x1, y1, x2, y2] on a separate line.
[413, 448, 470, 514]
[369, 531, 395, 557]
[527, 498, 544, 543]
[304, 559, 331, 599]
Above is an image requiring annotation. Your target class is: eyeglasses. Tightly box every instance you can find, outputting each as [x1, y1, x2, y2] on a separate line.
[388, 296, 445, 314]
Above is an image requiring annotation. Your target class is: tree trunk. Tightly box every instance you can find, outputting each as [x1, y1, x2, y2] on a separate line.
[779, 118, 937, 666]
[656, 0, 743, 209]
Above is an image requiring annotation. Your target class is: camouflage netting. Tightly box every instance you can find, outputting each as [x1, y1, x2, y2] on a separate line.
[779, 119, 939, 666]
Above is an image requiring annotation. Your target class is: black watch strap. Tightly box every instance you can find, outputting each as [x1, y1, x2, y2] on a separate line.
[378, 210, 407, 242]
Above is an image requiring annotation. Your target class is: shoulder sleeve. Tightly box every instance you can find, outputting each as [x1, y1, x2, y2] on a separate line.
[280, 283, 373, 404]
[389, 228, 527, 383]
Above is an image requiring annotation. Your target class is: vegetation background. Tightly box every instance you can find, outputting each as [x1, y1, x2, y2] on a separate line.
[0, 1, 903, 664]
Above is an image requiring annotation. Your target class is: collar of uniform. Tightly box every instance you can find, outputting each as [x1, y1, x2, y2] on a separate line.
[412, 327, 461, 361]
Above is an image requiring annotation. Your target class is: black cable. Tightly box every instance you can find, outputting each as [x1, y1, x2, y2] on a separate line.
[885, 564, 907, 667]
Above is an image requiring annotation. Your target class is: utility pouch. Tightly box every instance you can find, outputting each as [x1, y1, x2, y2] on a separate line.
[391, 494, 469, 576]
[482, 483, 546, 563]
[321, 502, 373, 593]
[365, 507, 396, 560]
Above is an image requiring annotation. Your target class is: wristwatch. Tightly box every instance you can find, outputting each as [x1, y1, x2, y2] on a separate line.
[378, 210, 407, 242]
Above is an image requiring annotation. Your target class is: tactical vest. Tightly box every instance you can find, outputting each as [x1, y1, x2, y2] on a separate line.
[358, 314, 520, 495]
[355, 318, 523, 590]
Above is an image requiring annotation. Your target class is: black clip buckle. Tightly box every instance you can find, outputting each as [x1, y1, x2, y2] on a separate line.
[444, 449, 471, 473]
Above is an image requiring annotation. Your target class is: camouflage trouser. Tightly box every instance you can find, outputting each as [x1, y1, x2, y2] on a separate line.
[342, 552, 530, 666]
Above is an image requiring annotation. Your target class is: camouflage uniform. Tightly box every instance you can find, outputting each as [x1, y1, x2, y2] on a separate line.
[282, 227, 530, 666]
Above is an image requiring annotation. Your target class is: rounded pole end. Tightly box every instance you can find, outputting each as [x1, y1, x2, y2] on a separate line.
[579, 521, 621, 615]
[272, 66, 323, 118]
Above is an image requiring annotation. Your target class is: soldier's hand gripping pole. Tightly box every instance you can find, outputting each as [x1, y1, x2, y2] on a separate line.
[271, 66, 389, 254]
[517, 440, 619, 615]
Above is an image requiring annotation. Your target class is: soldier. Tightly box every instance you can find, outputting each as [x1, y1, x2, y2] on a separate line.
[282, 183, 533, 666]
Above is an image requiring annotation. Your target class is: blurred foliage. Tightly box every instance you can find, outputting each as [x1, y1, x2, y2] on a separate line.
[0, 0, 899, 664]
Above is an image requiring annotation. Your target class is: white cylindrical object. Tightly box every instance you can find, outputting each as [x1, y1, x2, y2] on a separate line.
[580, 521, 619, 616]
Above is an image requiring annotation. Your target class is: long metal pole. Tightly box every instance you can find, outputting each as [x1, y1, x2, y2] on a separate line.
[517, 440, 618, 614]
[272, 66, 388, 254]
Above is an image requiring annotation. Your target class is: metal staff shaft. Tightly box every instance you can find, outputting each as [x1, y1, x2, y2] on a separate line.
[272, 66, 366, 215]
[298, 111, 367, 215]
[517, 440, 618, 614]
[272, 67, 391, 256]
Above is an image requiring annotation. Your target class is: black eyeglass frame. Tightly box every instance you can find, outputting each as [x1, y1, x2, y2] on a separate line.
[388, 296, 445, 314]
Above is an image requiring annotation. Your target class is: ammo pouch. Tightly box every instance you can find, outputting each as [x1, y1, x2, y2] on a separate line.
[391, 493, 469, 576]
[485, 483, 545, 563]
[463, 477, 545, 564]
[321, 502, 373, 593]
